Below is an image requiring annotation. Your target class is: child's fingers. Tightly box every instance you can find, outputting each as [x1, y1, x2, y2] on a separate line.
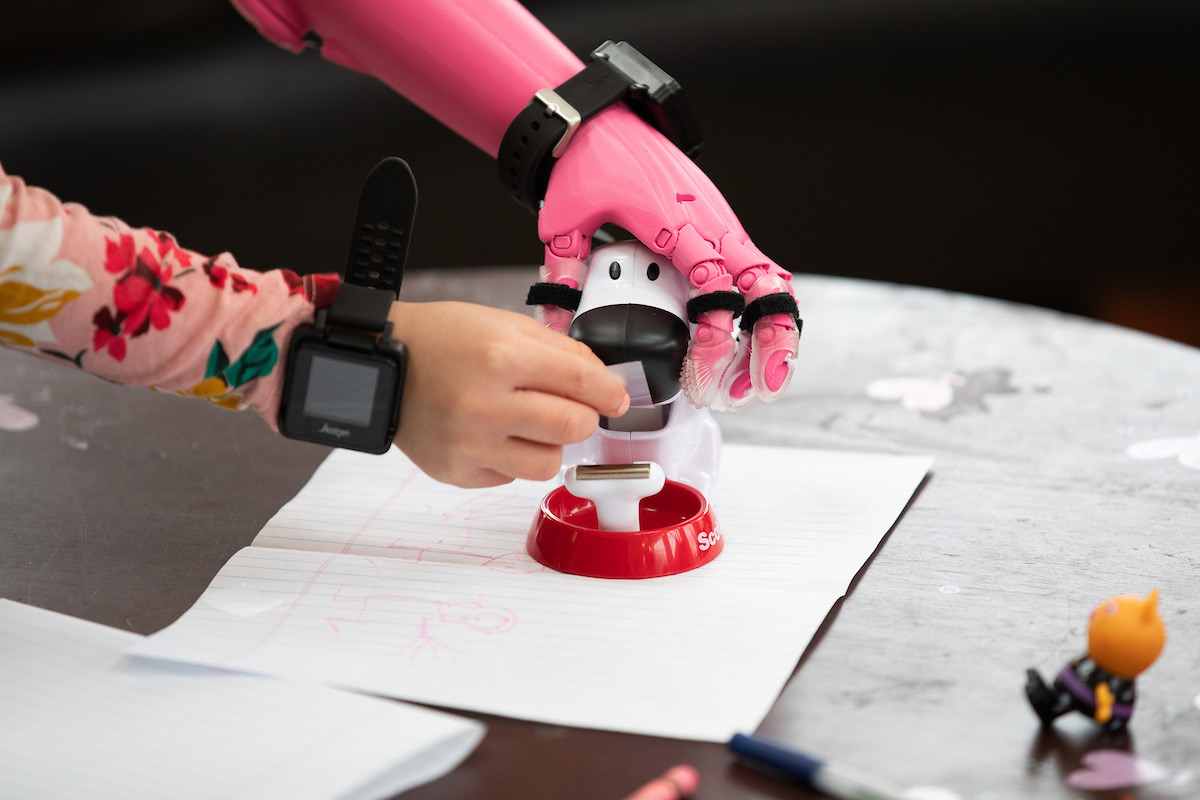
[517, 312, 607, 364]
[505, 391, 600, 446]
[485, 438, 564, 483]
[452, 468, 515, 490]
[513, 341, 629, 418]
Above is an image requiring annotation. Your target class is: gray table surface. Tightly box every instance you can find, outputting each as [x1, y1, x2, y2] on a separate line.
[3, 268, 1198, 800]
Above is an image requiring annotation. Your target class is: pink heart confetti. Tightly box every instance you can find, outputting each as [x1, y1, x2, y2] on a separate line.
[1066, 749, 1168, 791]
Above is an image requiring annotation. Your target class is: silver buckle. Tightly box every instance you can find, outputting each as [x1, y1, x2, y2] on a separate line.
[534, 88, 582, 158]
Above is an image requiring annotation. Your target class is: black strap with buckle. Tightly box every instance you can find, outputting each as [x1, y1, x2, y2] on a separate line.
[498, 41, 703, 213]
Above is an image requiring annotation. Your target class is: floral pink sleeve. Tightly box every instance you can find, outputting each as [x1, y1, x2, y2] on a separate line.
[0, 163, 339, 428]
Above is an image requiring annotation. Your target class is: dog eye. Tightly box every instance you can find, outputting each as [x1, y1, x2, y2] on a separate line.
[609, 261, 621, 280]
[647, 262, 660, 281]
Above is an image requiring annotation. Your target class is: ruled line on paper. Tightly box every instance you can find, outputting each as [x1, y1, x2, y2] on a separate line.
[130, 444, 932, 742]
[0, 600, 483, 800]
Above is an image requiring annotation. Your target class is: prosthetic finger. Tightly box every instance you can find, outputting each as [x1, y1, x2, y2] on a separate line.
[747, 300, 800, 400]
[720, 234, 801, 402]
[669, 225, 740, 408]
[712, 334, 755, 412]
[528, 256, 589, 334]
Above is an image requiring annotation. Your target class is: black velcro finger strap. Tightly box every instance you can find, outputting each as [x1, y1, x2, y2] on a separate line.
[739, 292, 801, 332]
[326, 282, 394, 333]
[526, 282, 583, 312]
[686, 291, 745, 323]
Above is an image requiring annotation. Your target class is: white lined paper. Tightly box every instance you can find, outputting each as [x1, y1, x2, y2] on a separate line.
[129, 444, 931, 741]
[0, 600, 483, 800]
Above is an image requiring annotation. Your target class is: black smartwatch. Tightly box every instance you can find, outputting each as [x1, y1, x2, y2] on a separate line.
[279, 157, 417, 454]
[499, 40, 703, 212]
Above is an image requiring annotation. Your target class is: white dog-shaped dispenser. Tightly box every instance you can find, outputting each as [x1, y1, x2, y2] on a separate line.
[526, 241, 724, 578]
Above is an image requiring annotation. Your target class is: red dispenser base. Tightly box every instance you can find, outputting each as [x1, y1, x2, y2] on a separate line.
[526, 480, 723, 579]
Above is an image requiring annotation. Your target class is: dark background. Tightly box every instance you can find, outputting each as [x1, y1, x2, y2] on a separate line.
[3, 0, 1197, 344]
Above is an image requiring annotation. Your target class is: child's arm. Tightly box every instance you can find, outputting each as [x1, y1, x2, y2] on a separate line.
[0, 163, 626, 486]
[0, 162, 334, 426]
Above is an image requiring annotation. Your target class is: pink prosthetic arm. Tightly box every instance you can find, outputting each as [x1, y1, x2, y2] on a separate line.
[229, 0, 580, 153]
[232, 0, 799, 408]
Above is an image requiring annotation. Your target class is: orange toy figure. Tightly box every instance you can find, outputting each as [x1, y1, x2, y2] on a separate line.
[1026, 589, 1166, 733]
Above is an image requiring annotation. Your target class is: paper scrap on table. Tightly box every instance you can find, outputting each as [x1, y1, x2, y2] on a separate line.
[0, 600, 482, 800]
[129, 444, 932, 742]
[0, 394, 39, 431]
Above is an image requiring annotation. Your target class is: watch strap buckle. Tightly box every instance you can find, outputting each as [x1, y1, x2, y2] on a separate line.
[533, 88, 583, 158]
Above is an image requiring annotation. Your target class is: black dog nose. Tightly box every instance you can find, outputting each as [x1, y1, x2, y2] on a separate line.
[569, 304, 690, 404]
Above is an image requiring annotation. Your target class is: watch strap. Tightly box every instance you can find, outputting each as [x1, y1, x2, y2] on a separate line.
[345, 157, 418, 296]
[326, 283, 395, 334]
[499, 41, 703, 213]
[279, 156, 413, 453]
[500, 58, 630, 211]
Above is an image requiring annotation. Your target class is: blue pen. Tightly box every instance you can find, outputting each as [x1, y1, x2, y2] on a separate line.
[729, 733, 910, 800]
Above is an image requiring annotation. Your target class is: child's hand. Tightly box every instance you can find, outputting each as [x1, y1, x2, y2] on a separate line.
[387, 301, 629, 488]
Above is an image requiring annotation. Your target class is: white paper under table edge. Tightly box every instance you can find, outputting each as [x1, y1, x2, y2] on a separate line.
[344, 722, 484, 800]
[0, 599, 486, 800]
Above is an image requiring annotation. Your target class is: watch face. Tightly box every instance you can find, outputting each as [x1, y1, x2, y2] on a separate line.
[279, 332, 405, 454]
[303, 354, 381, 427]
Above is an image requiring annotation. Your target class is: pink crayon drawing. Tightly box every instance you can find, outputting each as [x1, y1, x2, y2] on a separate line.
[326, 584, 427, 634]
[397, 598, 518, 661]
[225, 474, 413, 664]
[398, 618, 456, 661]
[387, 487, 546, 572]
[226, 468, 532, 667]
[480, 552, 545, 574]
[437, 598, 518, 634]
[326, 584, 517, 662]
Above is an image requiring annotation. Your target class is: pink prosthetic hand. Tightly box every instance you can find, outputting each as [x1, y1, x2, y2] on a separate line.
[537, 105, 799, 410]
[232, 0, 799, 409]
